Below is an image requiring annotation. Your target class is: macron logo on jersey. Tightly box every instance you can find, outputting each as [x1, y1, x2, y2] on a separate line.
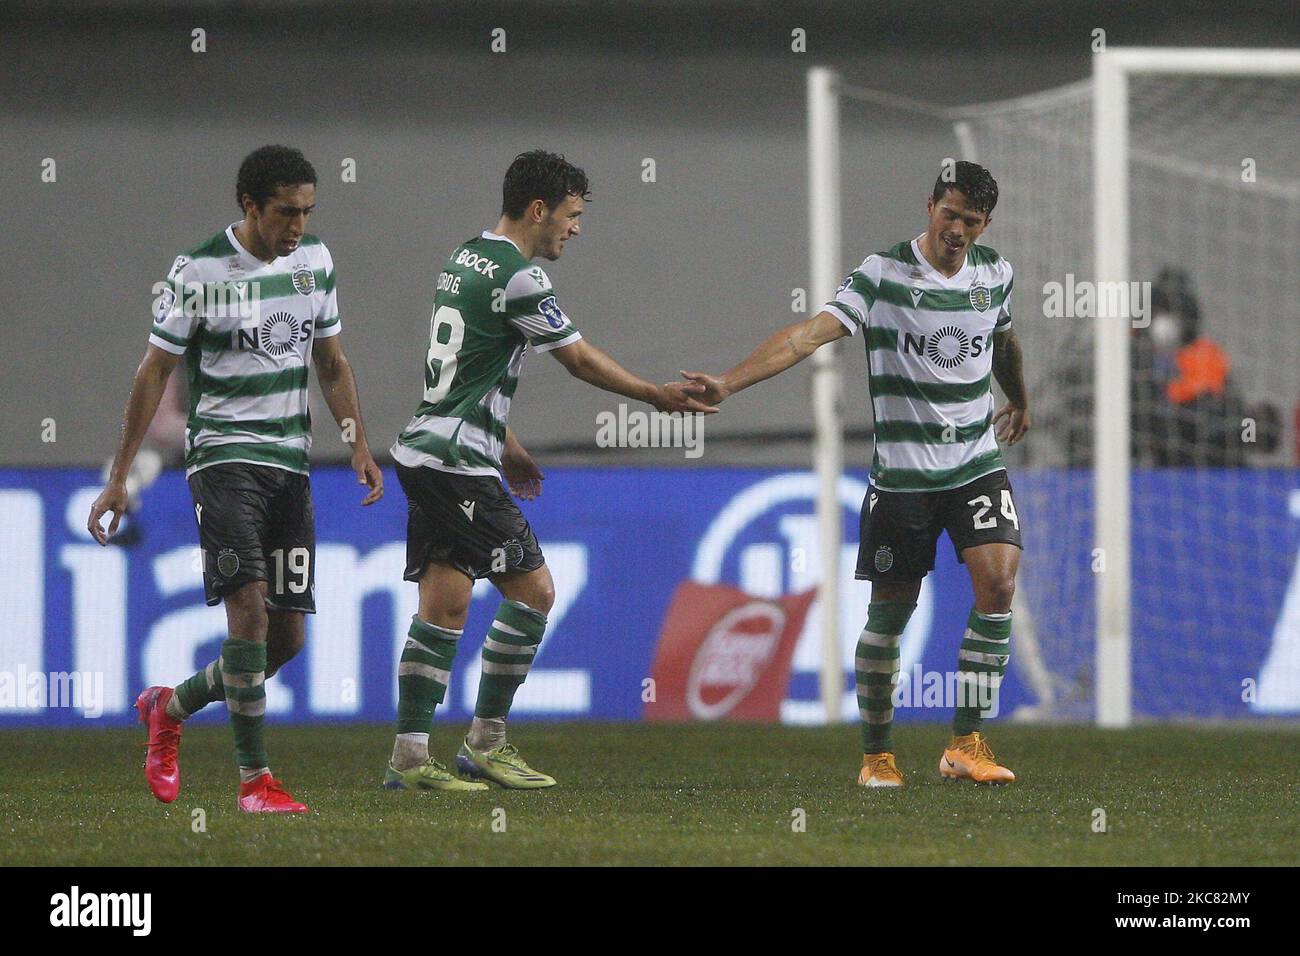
[454, 249, 500, 278]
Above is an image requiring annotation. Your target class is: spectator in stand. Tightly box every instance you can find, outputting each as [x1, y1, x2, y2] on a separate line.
[1131, 268, 1273, 467]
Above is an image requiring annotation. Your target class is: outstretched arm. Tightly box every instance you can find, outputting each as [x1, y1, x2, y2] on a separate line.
[313, 334, 383, 504]
[990, 327, 1031, 446]
[680, 309, 850, 405]
[549, 338, 718, 414]
[87, 344, 182, 544]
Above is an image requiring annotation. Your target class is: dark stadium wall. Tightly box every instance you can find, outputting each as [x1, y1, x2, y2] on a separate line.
[2, 3, 1295, 467]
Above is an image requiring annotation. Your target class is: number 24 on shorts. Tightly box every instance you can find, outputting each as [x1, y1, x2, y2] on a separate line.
[968, 490, 1019, 530]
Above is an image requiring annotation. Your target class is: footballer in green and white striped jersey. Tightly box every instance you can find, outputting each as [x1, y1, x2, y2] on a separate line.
[383, 151, 719, 790]
[679, 160, 1031, 783]
[390, 231, 581, 477]
[148, 223, 341, 477]
[821, 236, 1013, 493]
[93, 145, 382, 811]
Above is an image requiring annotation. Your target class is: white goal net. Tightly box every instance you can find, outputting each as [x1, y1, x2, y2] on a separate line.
[815, 50, 1300, 724]
[951, 54, 1300, 721]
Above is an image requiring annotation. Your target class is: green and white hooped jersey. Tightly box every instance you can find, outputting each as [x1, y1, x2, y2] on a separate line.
[391, 231, 582, 477]
[822, 237, 1013, 493]
[148, 224, 341, 477]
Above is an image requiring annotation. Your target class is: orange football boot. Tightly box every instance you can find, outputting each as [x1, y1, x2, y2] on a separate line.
[939, 731, 1015, 784]
[857, 751, 905, 788]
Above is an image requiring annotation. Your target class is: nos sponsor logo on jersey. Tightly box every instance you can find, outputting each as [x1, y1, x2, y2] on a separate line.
[539, 295, 565, 329]
[235, 311, 311, 355]
[926, 325, 972, 369]
[292, 265, 316, 296]
[903, 328, 984, 368]
[260, 312, 303, 357]
[969, 282, 991, 312]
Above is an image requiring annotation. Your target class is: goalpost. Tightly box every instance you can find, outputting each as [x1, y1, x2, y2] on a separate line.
[1090, 49, 1300, 726]
[808, 50, 1300, 727]
[807, 67, 844, 725]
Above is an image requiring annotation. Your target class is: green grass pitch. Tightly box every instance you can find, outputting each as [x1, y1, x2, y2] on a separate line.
[2, 722, 1296, 866]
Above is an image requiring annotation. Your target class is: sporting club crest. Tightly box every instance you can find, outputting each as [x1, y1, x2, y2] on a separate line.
[969, 282, 991, 313]
[501, 538, 525, 568]
[292, 264, 316, 296]
[217, 549, 240, 577]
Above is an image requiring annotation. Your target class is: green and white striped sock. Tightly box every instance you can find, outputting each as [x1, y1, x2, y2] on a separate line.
[170, 658, 224, 720]
[856, 601, 915, 754]
[395, 616, 462, 741]
[953, 609, 1012, 736]
[473, 600, 545, 723]
[221, 638, 268, 771]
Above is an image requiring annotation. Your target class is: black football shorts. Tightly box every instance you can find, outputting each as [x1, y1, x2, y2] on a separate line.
[187, 461, 316, 612]
[396, 462, 544, 582]
[856, 468, 1023, 582]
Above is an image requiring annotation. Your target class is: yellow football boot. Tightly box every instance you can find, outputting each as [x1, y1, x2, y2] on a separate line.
[857, 751, 905, 788]
[939, 731, 1015, 784]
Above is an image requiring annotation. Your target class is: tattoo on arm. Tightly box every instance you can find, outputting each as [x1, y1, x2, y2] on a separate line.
[992, 328, 1028, 407]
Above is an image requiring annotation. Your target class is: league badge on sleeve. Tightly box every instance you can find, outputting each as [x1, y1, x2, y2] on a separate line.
[539, 295, 566, 329]
[153, 287, 177, 322]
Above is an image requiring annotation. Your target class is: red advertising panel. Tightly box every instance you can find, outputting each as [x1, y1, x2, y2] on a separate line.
[645, 582, 816, 722]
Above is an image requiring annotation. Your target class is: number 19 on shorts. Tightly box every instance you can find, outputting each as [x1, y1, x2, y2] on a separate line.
[271, 547, 311, 595]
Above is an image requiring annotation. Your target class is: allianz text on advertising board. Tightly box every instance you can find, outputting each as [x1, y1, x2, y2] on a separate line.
[0, 467, 1297, 724]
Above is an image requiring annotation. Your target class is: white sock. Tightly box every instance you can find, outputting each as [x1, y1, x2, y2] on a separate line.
[391, 732, 429, 771]
[239, 766, 270, 784]
[467, 716, 506, 752]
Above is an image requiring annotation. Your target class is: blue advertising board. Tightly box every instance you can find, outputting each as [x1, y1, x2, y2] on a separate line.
[1, 466, 1297, 725]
